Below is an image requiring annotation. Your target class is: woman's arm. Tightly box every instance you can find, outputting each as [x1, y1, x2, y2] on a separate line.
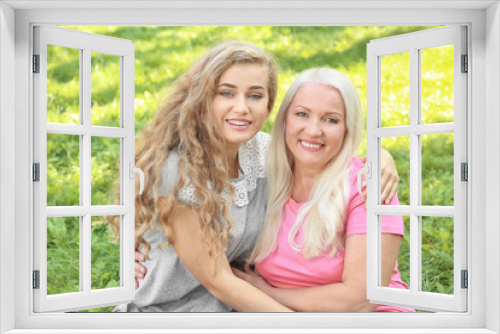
[360, 149, 399, 204]
[167, 201, 292, 312]
[233, 233, 402, 312]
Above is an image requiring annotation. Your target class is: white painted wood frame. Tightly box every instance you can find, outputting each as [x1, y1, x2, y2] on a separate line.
[32, 26, 136, 312]
[366, 26, 468, 312]
[0, 1, 498, 333]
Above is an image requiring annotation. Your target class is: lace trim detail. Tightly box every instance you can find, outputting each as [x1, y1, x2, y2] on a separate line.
[178, 132, 270, 207]
[178, 182, 198, 205]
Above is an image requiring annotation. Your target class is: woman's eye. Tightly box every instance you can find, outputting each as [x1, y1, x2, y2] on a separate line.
[325, 118, 338, 124]
[220, 91, 233, 97]
[297, 112, 308, 117]
[249, 93, 262, 99]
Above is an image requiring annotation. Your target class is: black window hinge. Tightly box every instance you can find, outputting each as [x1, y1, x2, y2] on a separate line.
[33, 163, 40, 182]
[33, 54, 40, 73]
[461, 270, 468, 289]
[33, 270, 40, 289]
[461, 162, 468, 181]
[461, 54, 468, 73]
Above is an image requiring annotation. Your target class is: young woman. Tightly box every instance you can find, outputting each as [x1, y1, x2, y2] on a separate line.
[114, 40, 290, 312]
[127, 42, 399, 312]
[234, 68, 414, 312]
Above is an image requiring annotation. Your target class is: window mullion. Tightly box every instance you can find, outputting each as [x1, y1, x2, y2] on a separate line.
[81, 47, 92, 295]
[372, 205, 454, 217]
[365, 46, 380, 297]
[46, 123, 130, 137]
[409, 46, 421, 295]
[373, 124, 455, 138]
[122, 50, 136, 291]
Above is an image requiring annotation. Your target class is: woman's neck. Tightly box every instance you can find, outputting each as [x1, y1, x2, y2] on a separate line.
[291, 165, 318, 203]
[226, 145, 240, 179]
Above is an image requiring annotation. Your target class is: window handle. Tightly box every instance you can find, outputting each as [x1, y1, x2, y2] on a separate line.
[129, 162, 144, 195]
[356, 161, 371, 196]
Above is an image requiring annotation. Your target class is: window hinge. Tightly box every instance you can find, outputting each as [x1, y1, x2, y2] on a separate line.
[461, 162, 468, 181]
[461, 270, 468, 289]
[33, 270, 40, 289]
[33, 163, 40, 182]
[33, 54, 40, 73]
[461, 54, 468, 73]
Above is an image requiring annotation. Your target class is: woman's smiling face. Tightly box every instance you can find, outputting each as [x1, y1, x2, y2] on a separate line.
[285, 82, 347, 172]
[213, 63, 270, 150]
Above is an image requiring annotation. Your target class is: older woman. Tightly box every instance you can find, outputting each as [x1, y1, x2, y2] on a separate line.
[237, 68, 413, 312]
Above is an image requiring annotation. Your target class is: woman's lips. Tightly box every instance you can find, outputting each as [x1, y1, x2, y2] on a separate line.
[226, 119, 251, 131]
[300, 139, 324, 151]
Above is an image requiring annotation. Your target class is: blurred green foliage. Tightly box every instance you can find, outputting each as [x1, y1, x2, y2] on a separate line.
[46, 26, 455, 312]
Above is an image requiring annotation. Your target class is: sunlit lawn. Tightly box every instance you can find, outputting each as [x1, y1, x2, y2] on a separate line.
[46, 26, 453, 312]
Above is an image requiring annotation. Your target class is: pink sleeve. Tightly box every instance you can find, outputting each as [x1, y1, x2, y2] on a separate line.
[345, 157, 404, 237]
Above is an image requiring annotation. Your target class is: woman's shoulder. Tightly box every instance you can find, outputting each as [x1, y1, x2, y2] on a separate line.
[351, 156, 364, 169]
[348, 156, 365, 188]
[157, 151, 182, 198]
[163, 150, 181, 170]
[160, 150, 182, 183]
[350, 156, 364, 176]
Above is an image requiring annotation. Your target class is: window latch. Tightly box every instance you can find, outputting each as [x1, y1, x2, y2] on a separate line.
[356, 161, 371, 196]
[129, 162, 144, 195]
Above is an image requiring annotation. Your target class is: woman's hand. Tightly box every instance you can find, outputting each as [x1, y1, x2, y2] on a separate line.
[134, 242, 147, 289]
[231, 264, 273, 293]
[360, 149, 399, 204]
[239, 234, 400, 312]
[166, 200, 292, 312]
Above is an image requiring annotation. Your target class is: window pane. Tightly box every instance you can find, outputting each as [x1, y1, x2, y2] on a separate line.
[380, 215, 411, 291]
[47, 217, 80, 295]
[47, 133, 80, 206]
[380, 51, 410, 127]
[421, 45, 454, 124]
[381, 136, 410, 205]
[421, 133, 454, 206]
[91, 216, 120, 290]
[47, 45, 80, 124]
[91, 52, 121, 127]
[91, 137, 121, 205]
[421, 216, 454, 295]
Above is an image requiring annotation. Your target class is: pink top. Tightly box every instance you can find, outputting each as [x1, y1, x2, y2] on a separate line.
[255, 157, 414, 312]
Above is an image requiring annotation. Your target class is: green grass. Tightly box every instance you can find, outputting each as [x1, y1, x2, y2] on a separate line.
[46, 26, 454, 312]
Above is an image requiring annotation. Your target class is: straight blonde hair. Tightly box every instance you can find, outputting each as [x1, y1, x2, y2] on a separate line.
[249, 68, 363, 262]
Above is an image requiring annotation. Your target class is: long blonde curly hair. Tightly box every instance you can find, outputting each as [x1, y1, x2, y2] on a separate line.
[113, 41, 278, 258]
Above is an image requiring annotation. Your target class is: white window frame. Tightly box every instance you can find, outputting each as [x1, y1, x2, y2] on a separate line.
[33, 25, 136, 312]
[365, 26, 468, 312]
[1, 1, 499, 333]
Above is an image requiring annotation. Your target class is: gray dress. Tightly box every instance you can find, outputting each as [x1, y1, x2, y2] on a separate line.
[114, 132, 270, 312]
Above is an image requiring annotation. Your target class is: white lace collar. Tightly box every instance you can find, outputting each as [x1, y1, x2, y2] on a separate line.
[231, 132, 270, 207]
[178, 132, 270, 207]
